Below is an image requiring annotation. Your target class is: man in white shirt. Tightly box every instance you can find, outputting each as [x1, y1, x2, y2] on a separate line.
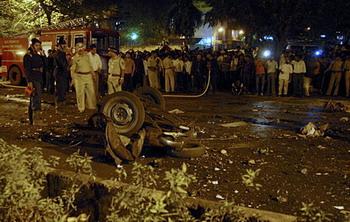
[278, 60, 293, 96]
[183, 56, 192, 91]
[266, 58, 278, 96]
[88, 44, 102, 98]
[147, 52, 160, 89]
[107, 47, 125, 94]
[291, 55, 306, 96]
[173, 55, 184, 91]
[162, 53, 175, 92]
[70, 43, 96, 112]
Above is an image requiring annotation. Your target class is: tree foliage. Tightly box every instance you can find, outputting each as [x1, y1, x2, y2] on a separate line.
[117, 0, 203, 44]
[0, 0, 117, 36]
[205, 0, 350, 49]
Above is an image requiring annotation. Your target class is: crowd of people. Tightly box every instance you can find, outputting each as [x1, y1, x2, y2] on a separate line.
[23, 37, 350, 114]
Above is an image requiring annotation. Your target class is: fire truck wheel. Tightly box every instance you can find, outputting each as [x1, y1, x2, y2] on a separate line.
[167, 142, 206, 158]
[134, 86, 166, 111]
[8, 66, 22, 85]
[100, 91, 145, 137]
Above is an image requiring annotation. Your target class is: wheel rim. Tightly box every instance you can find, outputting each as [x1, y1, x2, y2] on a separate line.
[110, 102, 134, 126]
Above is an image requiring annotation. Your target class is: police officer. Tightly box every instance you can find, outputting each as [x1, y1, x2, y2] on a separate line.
[23, 38, 44, 111]
[54, 37, 69, 108]
[147, 52, 160, 89]
[70, 43, 96, 113]
[107, 47, 125, 94]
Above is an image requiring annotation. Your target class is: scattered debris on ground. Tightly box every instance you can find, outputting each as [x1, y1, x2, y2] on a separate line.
[300, 122, 329, 137]
[324, 100, 348, 112]
[168, 108, 185, 114]
[340, 117, 349, 123]
[220, 121, 248, 128]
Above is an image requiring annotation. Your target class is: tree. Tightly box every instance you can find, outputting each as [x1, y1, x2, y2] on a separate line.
[117, 0, 203, 45]
[205, 0, 349, 52]
[166, 0, 202, 38]
[0, 0, 118, 36]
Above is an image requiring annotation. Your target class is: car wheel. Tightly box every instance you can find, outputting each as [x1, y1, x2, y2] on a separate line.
[134, 86, 166, 111]
[100, 91, 145, 137]
[167, 142, 206, 158]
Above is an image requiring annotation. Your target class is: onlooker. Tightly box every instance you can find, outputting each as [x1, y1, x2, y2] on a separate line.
[147, 52, 160, 89]
[278, 60, 293, 96]
[107, 47, 125, 94]
[173, 55, 184, 91]
[53, 37, 69, 108]
[123, 52, 135, 91]
[326, 56, 344, 96]
[266, 58, 278, 96]
[292, 55, 306, 97]
[162, 53, 175, 92]
[46, 49, 55, 94]
[255, 58, 266, 96]
[344, 55, 350, 97]
[23, 38, 44, 111]
[88, 44, 102, 98]
[183, 56, 192, 91]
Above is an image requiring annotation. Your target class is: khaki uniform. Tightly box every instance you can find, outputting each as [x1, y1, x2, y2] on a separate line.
[326, 59, 344, 96]
[108, 56, 125, 94]
[163, 57, 175, 92]
[88, 52, 102, 98]
[71, 53, 96, 112]
[147, 56, 160, 89]
[344, 59, 350, 97]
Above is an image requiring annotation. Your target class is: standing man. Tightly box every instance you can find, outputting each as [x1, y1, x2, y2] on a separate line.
[192, 54, 205, 92]
[207, 54, 219, 94]
[162, 53, 175, 93]
[278, 60, 293, 96]
[23, 38, 44, 111]
[88, 44, 102, 98]
[70, 43, 96, 113]
[107, 47, 125, 94]
[173, 55, 184, 91]
[255, 58, 266, 96]
[266, 57, 278, 96]
[147, 52, 160, 89]
[344, 55, 350, 97]
[326, 56, 344, 97]
[54, 37, 69, 108]
[46, 49, 55, 94]
[183, 55, 192, 92]
[123, 52, 135, 91]
[292, 55, 306, 97]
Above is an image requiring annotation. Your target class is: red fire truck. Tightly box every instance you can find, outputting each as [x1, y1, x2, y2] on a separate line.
[0, 21, 119, 85]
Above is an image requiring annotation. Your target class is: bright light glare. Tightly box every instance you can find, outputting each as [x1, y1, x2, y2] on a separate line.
[130, 32, 138, 40]
[239, 30, 244, 35]
[16, 51, 26, 56]
[263, 35, 274, 40]
[198, 37, 212, 46]
[218, 27, 224, 33]
[314, 50, 323, 57]
[262, 50, 272, 58]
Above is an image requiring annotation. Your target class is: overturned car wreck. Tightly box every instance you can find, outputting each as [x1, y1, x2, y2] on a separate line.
[45, 87, 206, 165]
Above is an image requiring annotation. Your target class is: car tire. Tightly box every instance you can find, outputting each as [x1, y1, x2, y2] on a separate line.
[167, 142, 206, 158]
[100, 91, 145, 137]
[134, 86, 166, 111]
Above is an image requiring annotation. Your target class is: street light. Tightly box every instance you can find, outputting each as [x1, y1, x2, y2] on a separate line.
[130, 32, 139, 41]
[218, 27, 224, 33]
[239, 30, 244, 35]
